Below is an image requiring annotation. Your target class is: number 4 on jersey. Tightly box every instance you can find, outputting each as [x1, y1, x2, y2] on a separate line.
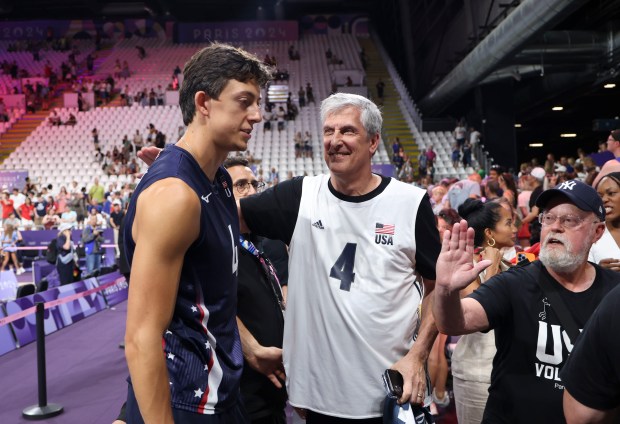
[330, 243, 357, 291]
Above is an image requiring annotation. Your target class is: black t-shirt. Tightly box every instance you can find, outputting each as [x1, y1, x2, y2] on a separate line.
[240, 175, 440, 281]
[35, 200, 47, 217]
[110, 210, 124, 227]
[529, 184, 544, 243]
[529, 184, 544, 209]
[469, 261, 619, 423]
[259, 238, 288, 286]
[560, 284, 620, 411]
[237, 234, 286, 419]
[117, 215, 130, 275]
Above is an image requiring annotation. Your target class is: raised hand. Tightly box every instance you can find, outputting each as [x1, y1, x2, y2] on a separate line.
[436, 220, 491, 293]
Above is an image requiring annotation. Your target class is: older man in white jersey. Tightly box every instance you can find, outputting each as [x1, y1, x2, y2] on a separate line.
[238, 93, 441, 423]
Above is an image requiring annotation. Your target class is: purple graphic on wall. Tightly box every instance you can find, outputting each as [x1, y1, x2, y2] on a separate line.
[0, 306, 17, 356]
[56, 278, 107, 322]
[97, 272, 128, 306]
[0, 21, 69, 40]
[21, 228, 116, 271]
[32, 260, 57, 289]
[371, 164, 395, 178]
[100, 228, 116, 267]
[21, 228, 80, 246]
[0, 271, 18, 302]
[0, 170, 28, 191]
[6, 291, 64, 346]
[5, 279, 108, 347]
[177, 21, 299, 43]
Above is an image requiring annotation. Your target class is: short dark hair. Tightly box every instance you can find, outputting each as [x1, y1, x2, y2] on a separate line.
[486, 180, 501, 195]
[437, 208, 461, 227]
[179, 43, 273, 126]
[458, 198, 503, 246]
[223, 157, 249, 169]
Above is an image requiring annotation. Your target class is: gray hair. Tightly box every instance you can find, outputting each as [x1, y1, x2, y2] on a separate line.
[320, 93, 382, 138]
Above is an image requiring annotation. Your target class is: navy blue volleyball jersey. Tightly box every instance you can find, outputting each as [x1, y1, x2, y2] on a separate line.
[123, 145, 243, 415]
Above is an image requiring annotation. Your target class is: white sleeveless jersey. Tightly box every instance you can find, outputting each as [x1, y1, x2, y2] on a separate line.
[283, 175, 427, 418]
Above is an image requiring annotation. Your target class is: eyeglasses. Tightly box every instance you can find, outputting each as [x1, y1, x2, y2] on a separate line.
[233, 181, 265, 194]
[538, 213, 599, 229]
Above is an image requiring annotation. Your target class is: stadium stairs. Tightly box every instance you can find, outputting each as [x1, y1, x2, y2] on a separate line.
[0, 79, 75, 165]
[0, 110, 50, 163]
[0, 47, 116, 164]
[86, 48, 127, 108]
[358, 38, 419, 166]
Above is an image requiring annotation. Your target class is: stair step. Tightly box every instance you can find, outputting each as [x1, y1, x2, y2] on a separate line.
[359, 35, 419, 171]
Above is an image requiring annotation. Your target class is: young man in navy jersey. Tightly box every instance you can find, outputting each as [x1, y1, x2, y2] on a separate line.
[115, 158, 288, 424]
[122, 43, 271, 424]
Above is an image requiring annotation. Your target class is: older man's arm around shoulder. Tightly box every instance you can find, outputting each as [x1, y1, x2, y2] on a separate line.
[433, 220, 492, 335]
[125, 179, 200, 424]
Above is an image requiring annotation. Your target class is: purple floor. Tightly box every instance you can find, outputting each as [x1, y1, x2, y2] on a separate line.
[0, 301, 128, 424]
[0, 300, 458, 424]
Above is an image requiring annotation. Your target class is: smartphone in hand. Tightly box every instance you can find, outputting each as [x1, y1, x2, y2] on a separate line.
[382, 369, 404, 399]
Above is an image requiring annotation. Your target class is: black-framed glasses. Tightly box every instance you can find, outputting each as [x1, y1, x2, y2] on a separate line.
[538, 213, 599, 229]
[233, 181, 265, 194]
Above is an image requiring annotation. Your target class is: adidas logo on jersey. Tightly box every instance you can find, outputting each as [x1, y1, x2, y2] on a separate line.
[312, 220, 324, 229]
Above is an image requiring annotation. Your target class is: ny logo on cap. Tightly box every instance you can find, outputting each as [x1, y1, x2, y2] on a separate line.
[558, 181, 577, 191]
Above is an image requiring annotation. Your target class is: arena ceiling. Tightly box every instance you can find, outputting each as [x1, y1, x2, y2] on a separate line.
[2, 0, 620, 165]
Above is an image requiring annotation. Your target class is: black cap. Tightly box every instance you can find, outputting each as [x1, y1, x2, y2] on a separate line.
[535, 179, 605, 221]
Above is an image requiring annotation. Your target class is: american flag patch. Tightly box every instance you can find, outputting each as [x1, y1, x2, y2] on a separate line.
[375, 223, 395, 235]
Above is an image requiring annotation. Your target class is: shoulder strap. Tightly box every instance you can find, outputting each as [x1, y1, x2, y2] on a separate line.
[537, 267, 581, 344]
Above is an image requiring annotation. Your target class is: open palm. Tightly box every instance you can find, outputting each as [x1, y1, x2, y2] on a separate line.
[436, 220, 491, 292]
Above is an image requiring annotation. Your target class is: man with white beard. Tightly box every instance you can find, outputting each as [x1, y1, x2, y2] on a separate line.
[433, 179, 620, 423]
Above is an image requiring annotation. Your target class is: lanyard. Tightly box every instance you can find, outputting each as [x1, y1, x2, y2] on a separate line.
[239, 235, 285, 312]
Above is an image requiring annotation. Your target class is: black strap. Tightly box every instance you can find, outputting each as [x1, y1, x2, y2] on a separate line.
[537, 267, 581, 344]
[520, 259, 581, 344]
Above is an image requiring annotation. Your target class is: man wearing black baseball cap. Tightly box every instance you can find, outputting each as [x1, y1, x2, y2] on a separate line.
[433, 179, 620, 423]
[535, 179, 606, 222]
